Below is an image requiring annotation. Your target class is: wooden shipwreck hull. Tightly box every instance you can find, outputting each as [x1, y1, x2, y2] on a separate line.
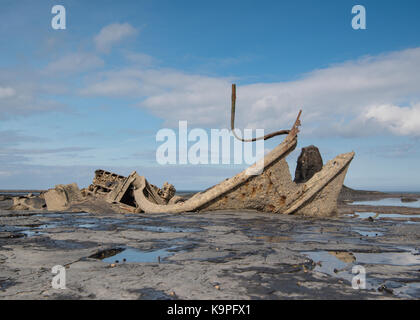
[88, 111, 354, 217]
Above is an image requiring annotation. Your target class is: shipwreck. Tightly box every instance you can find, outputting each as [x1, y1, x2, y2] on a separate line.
[11, 84, 354, 217]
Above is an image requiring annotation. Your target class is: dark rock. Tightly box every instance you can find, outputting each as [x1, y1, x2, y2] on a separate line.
[338, 185, 388, 201]
[401, 197, 418, 203]
[378, 285, 393, 295]
[294, 145, 323, 183]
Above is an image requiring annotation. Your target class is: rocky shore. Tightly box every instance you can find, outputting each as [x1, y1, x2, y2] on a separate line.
[0, 187, 419, 300]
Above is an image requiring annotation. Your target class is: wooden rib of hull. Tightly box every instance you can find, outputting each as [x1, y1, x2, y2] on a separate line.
[132, 112, 355, 216]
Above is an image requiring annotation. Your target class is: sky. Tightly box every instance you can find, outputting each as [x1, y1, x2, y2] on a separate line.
[1, 0, 420, 191]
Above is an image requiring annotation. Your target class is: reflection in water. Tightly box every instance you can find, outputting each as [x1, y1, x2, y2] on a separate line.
[99, 247, 176, 263]
[352, 228, 383, 237]
[352, 212, 378, 219]
[354, 252, 420, 266]
[21, 230, 46, 237]
[348, 212, 420, 224]
[302, 250, 420, 295]
[77, 223, 97, 229]
[302, 251, 354, 283]
[122, 224, 201, 233]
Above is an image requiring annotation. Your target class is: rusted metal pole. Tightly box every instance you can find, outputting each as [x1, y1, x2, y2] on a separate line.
[230, 83, 292, 142]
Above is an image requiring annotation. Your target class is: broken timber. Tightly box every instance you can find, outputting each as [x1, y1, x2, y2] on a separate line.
[85, 110, 354, 216]
[37, 84, 355, 217]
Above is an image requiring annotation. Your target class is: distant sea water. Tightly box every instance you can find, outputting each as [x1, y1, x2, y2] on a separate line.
[0, 191, 42, 196]
[176, 190, 201, 195]
[2, 189, 419, 199]
[0, 190, 200, 197]
[386, 191, 420, 195]
[352, 197, 420, 208]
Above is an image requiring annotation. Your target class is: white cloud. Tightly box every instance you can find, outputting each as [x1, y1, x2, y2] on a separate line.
[363, 103, 420, 135]
[0, 83, 65, 119]
[5, 41, 419, 137]
[44, 52, 104, 74]
[0, 66, 67, 119]
[80, 68, 234, 126]
[124, 51, 157, 66]
[0, 86, 15, 98]
[80, 47, 420, 136]
[94, 23, 138, 53]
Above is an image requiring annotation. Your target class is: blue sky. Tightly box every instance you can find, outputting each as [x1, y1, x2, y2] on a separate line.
[1, 0, 420, 191]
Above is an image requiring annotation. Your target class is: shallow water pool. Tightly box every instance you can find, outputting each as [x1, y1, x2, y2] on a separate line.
[348, 211, 420, 223]
[351, 198, 420, 208]
[91, 246, 177, 263]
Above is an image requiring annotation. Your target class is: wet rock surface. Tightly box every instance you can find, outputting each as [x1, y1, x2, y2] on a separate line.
[0, 195, 419, 300]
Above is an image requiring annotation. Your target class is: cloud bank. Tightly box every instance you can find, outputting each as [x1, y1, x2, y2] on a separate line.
[80, 47, 420, 136]
[2, 21, 420, 138]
